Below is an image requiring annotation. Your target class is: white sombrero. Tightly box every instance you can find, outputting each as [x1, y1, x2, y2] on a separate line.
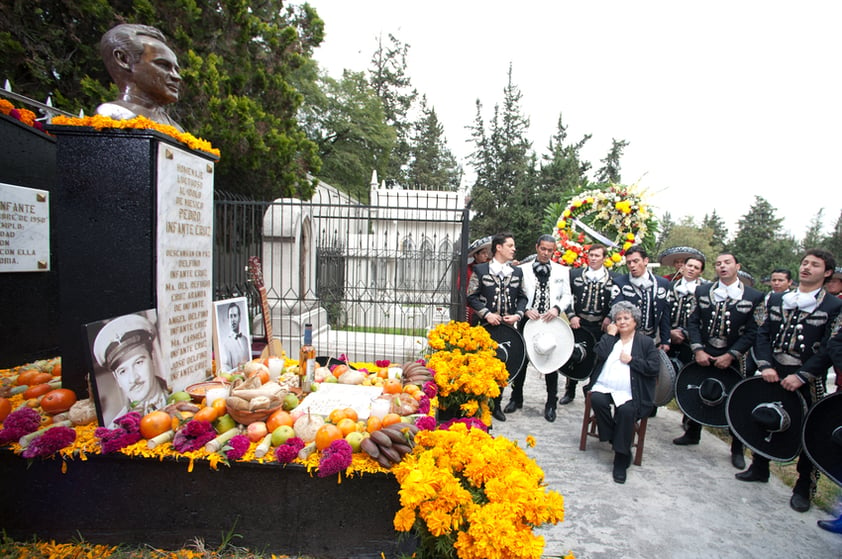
[523, 317, 575, 374]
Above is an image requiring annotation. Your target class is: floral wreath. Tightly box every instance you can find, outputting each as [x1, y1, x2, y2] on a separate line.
[552, 183, 653, 268]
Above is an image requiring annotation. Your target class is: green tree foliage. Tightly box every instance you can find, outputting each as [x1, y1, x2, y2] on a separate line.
[369, 33, 417, 186]
[293, 65, 395, 202]
[538, 114, 592, 232]
[656, 216, 718, 280]
[468, 66, 537, 248]
[701, 210, 729, 253]
[729, 195, 800, 279]
[595, 138, 629, 184]
[801, 209, 825, 251]
[824, 210, 842, 260]
[0, 0, 324, 200]
[405, 95, 461, 191]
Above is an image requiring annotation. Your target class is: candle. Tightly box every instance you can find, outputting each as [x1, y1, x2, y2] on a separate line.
[267, 357, 284, 381]
[205, 386, 229, 408]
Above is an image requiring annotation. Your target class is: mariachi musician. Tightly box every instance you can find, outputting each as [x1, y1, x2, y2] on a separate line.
[662, 248, 708, 351]
[467, 231, 528, 422]
[735, 249, 842, 514]
[563, 243, 616, 404]
[676, 252, 764, 469]
[504, 234, 573, 423]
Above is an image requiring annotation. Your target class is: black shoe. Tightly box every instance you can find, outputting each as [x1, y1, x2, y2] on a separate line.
[817, 517, 842, 534]
[735, 467, 769, 483]
[544, 404, 556, 423]
[503, 400, 522, 414]
[492, 407, 506, 422]
[731, 452, 746, 470]
[790, 493, 810, 513]
[558, 393, 575, 405]
[612, 453, 629, 484]
[672, 433, 700, 446]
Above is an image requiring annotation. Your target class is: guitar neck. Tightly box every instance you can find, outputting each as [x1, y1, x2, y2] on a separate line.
[258, 285, 274, 356]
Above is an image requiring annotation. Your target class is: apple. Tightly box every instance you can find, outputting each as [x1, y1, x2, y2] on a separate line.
[345, 431, 364, 453]
[271, 425, 296, 446]
[168, 391, 191, 404]
[282, 393, 300, 411]
[247, 421, 268, 442]
[214, 413, 236, 434]
[290, 408, 306, 421]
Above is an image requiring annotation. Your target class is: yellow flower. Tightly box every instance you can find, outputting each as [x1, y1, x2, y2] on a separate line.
[526, 435, 536, 448]
[605, 259, 614, 268]
[562, 209, 571, 218]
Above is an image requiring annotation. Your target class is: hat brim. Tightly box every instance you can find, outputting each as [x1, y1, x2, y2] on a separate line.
[658, 247, 705, 268]
[675, 363, 743, 427]
[523, 317, 575, 374]
[560, 328, 597, 381]
[726, 376, 807, 461]
[803, 391, 842, 486]
[483, 324, 526, 382]
[653, 349, 677, 407]
[315, 356, 356, 371]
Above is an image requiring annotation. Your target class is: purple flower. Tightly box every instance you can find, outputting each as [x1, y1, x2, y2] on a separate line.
[275, 443, 299, 463]
[422, 381, 438, 399]
[172, 419, 216, 453]
[285, 437, 305, 452]
[21, 426, 76, 458]
[375, 360, 391, 368]
[415, 416, 436, 431]
[417, 395, 431, 415]
[225, 434, 251, 461]
[95, 412, 143, 453]
[0, 408, 42, 444]
[318, 439, 352, 478]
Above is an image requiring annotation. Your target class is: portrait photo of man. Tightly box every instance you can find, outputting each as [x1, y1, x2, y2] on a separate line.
[214, 297, 251, 372]
[87, 309, 170, 427]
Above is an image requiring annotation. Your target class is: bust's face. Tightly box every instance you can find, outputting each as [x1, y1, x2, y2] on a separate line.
[130, 37, 181, 106]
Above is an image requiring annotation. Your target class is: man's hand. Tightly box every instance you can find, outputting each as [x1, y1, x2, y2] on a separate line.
[570, 316, 581, 329]
[760, 368, 780, 383]
[540, 308, 560, 322]
[525, 309, 541, 321]
[695, 350, 713, 366]
[711, 352, 735, 369]
[659, 343, 671, 352]
[486, 312, 502, 325]
[670, 328, 686, 344]
[781, 374, 805, 391]
[502, 314, 520, 325]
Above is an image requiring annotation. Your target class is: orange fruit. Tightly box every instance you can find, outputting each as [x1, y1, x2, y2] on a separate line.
[23, 383, 54, 400]
[366, 416, 382, 433]
[342, 407, 359, 422]
[377, 367, 389, 379]
[266, 409, 294, 432]
[193, 406, 219, 423]
[332, 364, 349, 379]
[328, 408, 347, 424]
[381, 413, 402, 427]
[403, 383, 420, 395]
[336, 417, 358, 437]
[40, 388, 77, 414]
[51, 361, 62, 377]
[140, 410, 172, 439]
[212, 398, 228, 418]
[0, 397, 11, 422]
[15, 369, 41, 386]
[314, 424, 343, 451]
[383, 378, 402, 395]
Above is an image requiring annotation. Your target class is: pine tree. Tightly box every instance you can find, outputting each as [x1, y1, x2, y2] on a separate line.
[405, 96, 461, 191]
[595, 138, 629, 184]
[801, 209, 825, 251]
[824, 210, 842, 259]
[702, 211, 729, 253]
[730, 196, 799, 279]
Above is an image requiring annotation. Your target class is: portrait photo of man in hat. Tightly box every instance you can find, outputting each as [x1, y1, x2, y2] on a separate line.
[88, 310, 170, 427]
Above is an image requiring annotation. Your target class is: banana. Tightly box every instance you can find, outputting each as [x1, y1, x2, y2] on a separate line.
[375, 453, 395, 469]
[380, 426, 408, 444]
[360, 437, 381, 459]
[392, 443, 412, 457]
[380, 445, 401, 464]
[369, 429, 393, 448]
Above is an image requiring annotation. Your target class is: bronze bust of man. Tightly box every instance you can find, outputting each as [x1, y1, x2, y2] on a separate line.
[96, 24, 184, 131]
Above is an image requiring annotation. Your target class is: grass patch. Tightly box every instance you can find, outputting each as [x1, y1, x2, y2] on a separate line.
[341, 326, 428, 337]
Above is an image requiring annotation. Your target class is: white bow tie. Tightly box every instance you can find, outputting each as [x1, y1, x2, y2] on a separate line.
[712, 281, 742, 303]
[630, 273, 653, 289]
[675, 279, 698, 296]
[584, 267, 604, 282]
[782, 290, 818, 312]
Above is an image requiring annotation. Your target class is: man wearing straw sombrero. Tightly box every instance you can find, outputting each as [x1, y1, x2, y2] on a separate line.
[735, 249, 842, 513]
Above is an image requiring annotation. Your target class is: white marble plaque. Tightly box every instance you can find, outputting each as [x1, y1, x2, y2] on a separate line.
[156, 145, 214, 391]
[0, 183, 50, 272]
[294, 383, 385, 420]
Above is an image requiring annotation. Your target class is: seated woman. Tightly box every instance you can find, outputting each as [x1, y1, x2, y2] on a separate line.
[585, 301, 660, 483]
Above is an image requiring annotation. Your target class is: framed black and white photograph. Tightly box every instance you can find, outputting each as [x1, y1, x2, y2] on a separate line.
[212, 297, 251, 373]
[85, 309, 170, 427]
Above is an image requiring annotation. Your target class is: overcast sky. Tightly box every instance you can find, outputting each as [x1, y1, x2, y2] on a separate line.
[304, 0, 841, 239]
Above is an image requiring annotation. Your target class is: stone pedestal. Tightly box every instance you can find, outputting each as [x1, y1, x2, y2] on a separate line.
[50, 126, 215, 398]
[0, 114, 59, 367]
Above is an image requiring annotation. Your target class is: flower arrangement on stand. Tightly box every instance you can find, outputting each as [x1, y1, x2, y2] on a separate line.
[392, 422, 568, 559]
[425, 322, 508, 425]
[544, 182, 657, 268]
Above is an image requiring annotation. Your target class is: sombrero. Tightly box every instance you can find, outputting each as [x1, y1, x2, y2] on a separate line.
[315, 356, 357, 370]
[738, 270, 755, 287]
[667, 342, 694, 374]
[523, 317, 574, 374]
[559, 327, 597, 381]
[726, 376, 807, 462]
[675, 362, 743, 427]
[467, 236, 493, 258]
[653, 349, 677, 407]
[518, 254, 537, 265]
[803, 391, 842, 486]
[658, 246, 705, 268]
[483, 324, 526, 382]
[832, 267, 842, 281]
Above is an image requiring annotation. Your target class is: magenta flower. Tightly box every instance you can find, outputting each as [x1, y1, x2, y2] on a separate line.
[95, 411, 143, 453]
[275, 443, 299, 463]
[415, 416, 436, 431]
[0, 408, 42, 444]
[417, 395, 431, 415]
[422, 381, 438, 399]
[225, 434, 251, 461]
[172, 420, 216, 453]
[21, 426, 76, 458]
[318, 439, 352, 478]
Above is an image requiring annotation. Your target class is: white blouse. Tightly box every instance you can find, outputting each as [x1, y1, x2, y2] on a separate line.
[591, 339, 634, 406]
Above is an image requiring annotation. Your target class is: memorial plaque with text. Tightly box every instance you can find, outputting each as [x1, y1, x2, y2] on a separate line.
[0, 183, 50, 272]
[156, 146, 213, 391]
